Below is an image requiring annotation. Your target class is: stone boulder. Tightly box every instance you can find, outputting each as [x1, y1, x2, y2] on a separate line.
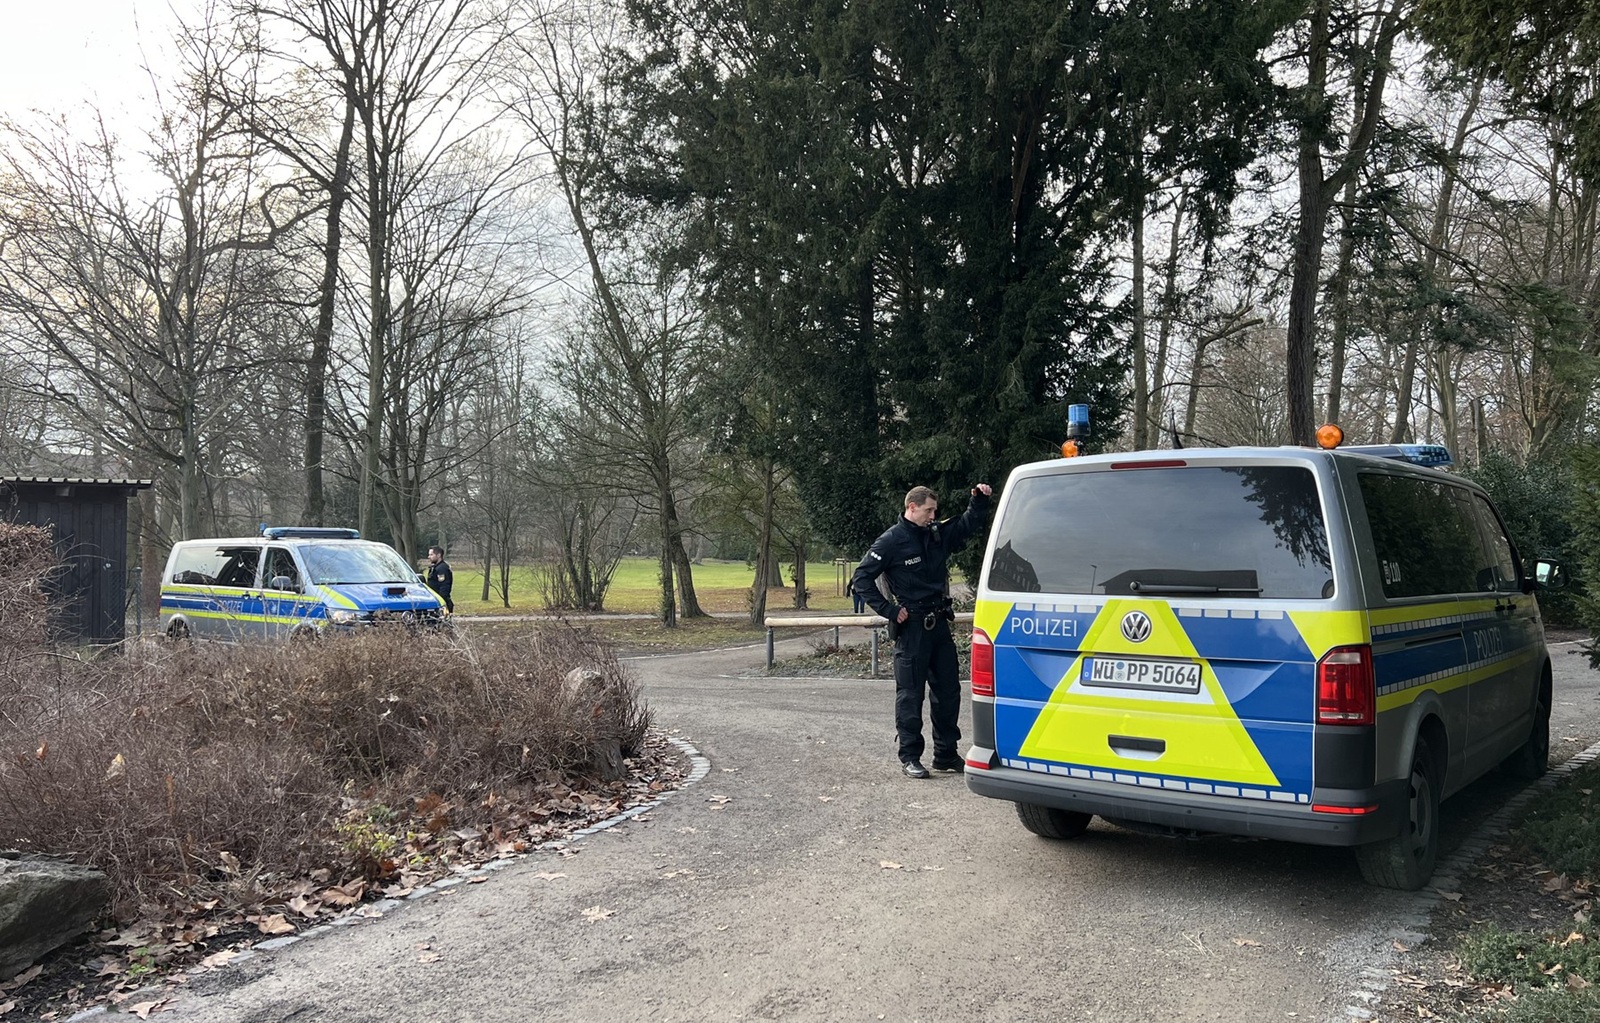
[0, 851, 111, 981]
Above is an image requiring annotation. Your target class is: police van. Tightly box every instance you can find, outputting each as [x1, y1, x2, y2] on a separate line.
[963, 433, 1562, 889]
[159, 527, 446, 641]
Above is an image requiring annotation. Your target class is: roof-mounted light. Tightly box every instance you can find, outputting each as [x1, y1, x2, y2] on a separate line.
[261, 526, 362, 540]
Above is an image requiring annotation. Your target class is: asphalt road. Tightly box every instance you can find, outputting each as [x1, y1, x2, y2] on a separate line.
[165, 637, 1599, 1023]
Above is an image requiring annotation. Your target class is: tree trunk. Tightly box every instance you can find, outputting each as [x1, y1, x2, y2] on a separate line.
[303, 98, 354, 527]
[1324, 174, 1360, 426]
[749, 457, 776, 627]
[657, 494, 676, 628]
[1131, 181, 1150, 450]
[1151, 189, 1187, 446]
[791, 539, 808, 609]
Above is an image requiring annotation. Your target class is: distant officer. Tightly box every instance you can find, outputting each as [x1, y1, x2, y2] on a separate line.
[426, 545, 454, 614]
[852, 483, 993, 778]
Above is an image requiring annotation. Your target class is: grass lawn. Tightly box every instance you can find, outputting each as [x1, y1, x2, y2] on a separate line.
[454, 557, 859, 616]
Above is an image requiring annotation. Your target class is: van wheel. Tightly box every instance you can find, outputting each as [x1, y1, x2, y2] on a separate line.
[290, 626, 318, 643]
[166, 620, 190, 643]
[1016, 802, 1092, 840]
[1355, 736, 1440, 890]
[1504, 679, 1551, 781]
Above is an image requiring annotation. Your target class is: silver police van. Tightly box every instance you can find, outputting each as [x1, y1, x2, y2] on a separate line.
[965, 435, 1563, 889]
[159, 527, 446, 641]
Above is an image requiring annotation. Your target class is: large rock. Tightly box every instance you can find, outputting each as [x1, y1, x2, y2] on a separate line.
[0, 851, 111, 981]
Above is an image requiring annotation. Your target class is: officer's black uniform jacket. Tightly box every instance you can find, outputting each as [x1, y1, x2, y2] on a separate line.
[851, 489, 992, 626]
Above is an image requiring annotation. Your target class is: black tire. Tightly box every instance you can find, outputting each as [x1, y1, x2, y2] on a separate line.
[1504, 675, 1551, 781]
[1016, 802, 1093, 840]
[290, 625, 319, 643]
[1355, 736, 1440, 890]
[166, 620, 191, 643]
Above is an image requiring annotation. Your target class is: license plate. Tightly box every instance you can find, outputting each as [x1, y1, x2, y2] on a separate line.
[1081, 656, 1202, 693]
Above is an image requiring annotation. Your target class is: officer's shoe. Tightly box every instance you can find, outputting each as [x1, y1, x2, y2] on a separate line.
[901, 760, 931, 780]
[931, 757, 965, 774]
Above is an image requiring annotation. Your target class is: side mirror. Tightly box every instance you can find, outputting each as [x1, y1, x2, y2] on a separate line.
[1530, 558, 1568, 592]
[270, 575, 297, 592]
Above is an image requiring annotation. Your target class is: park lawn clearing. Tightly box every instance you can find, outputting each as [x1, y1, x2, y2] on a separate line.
[453, 557, 860, 615]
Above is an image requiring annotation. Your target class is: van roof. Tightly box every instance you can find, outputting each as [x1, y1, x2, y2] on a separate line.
[1014, 444, 1462, 480]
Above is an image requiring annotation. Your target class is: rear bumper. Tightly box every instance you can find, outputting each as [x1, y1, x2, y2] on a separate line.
[965, 762, 1406, 846]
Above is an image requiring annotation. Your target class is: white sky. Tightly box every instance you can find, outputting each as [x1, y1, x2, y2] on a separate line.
[0, 1, 187, 124]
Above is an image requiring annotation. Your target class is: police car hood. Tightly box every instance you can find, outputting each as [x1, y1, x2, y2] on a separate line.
[321, 582, 442, 611]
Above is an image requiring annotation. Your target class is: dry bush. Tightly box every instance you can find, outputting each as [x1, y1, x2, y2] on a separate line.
[0, 625, 650, 914]
[0, 522, 55, 673]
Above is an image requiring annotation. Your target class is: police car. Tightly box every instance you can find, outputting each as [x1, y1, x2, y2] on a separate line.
[964, 426, 1562, 889]
[159, 527, 447, 641]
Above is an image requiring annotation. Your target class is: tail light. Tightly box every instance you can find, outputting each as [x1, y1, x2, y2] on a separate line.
[1317, 645, 1374, 725]
[971, 628, 994, 697]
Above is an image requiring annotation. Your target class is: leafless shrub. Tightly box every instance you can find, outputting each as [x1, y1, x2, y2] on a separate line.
[0, 521, 54, 677]
[0, 625, 650, 915]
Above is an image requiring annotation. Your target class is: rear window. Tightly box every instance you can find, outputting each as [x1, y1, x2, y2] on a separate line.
[986, 465, 1333, 599]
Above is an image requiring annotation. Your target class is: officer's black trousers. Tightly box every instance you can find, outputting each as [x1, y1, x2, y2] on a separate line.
[892, 616, 961, 764]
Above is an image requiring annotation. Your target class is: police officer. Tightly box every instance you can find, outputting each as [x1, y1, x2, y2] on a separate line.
[852, 483, 994, 778]
[426, 545, 454, 614]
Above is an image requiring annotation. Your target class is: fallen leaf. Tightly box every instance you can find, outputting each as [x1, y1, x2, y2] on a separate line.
[286, 894, 322, 918]
[1393, 940, 1410, 953]
[200, 950, 240, 970]
[417, 951, 442, 963]
[467, 876, 488, 884]
[707, 795, 731, 806]
[0, 1000, 13, 1015]
[1432, 890, 1463, 901]
[1, 965, 42, 991]
[920, 866, 945, 872]
[129, 1000, 168, 1019]
[818, 796, 833, 802]
[534, 872, 566, 881]
[1560, 931, 1586, 946]
[104, 753, 127, 782]
[1540, 962, 1564, 976]
[879, 860, 903, 870]
[1233, 938, 1262, 948]
[1567, 973, 1591, 990]
[250, 914, 296, 936]
[582, 906, 615, 923]
[34, 742, 46, 762]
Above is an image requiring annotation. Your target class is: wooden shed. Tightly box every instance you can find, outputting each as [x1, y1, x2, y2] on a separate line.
[1, 477, 153, 643]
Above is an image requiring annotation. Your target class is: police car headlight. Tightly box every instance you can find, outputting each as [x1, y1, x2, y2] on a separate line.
[329, 608, 365, 624]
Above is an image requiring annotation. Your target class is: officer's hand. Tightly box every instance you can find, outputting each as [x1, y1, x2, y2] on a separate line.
[973, 483, 992, 497]
[896, 607, 909, 624]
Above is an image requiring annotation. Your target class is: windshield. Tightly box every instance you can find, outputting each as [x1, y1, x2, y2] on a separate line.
[300, 543, 419, 586]
[987, 465, 1333, 599]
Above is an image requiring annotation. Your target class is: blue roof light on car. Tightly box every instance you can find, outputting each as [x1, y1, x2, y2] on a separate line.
[1341, 444, 1454, 468]
[260, 526, 362, 540]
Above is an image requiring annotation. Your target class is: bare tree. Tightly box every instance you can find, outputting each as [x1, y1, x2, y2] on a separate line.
[500, 0, 712, 626]
[0, 18, 314, 537]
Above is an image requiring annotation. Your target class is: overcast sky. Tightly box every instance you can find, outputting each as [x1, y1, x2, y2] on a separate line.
[0, 2, 186, 123]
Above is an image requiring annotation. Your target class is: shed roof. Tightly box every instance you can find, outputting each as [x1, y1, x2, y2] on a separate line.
[2, 477, 154, 488]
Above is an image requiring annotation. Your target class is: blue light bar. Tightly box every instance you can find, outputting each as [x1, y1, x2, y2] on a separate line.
[261, 526, 362, 540]
[1341, 444, 1454, 468]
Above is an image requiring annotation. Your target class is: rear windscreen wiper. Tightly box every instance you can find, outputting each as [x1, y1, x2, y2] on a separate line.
[1128, 581, 1264, 595]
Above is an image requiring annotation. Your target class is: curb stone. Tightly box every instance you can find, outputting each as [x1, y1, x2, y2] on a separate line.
[86, 734, 709, 1015]
[1332, 739, 1600, 1023]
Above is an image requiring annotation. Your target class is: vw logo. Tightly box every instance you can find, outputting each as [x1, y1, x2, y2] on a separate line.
[1120, 611, 1153, 643]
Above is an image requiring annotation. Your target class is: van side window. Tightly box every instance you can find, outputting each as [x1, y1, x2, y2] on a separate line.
[1469, 494, 1521, 592]
[1358, 474, 1480, 598]
[263, 547, 301, 589]
[212, 546, 263, 589]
